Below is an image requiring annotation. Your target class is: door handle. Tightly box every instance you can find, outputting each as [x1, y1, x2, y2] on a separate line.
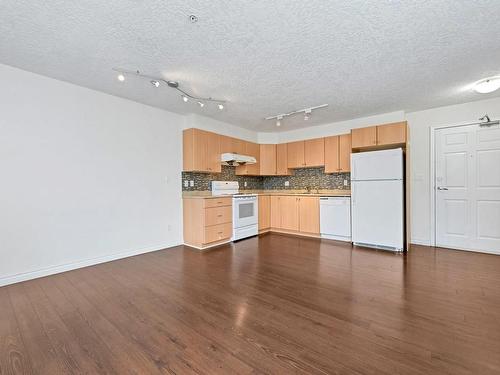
[437, 187, 449, 191]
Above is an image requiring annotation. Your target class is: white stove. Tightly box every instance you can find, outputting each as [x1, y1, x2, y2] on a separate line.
[211, 181, 258, 241]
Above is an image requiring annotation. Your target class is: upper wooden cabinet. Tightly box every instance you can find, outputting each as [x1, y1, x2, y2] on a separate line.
[220, 135, 246, 155]
[259, 144, 277, 175]
[352, 122, 407, 149]
[351, 126, 377, 149]
[183, 128, 221, 173]
[235, 141, 260, 175]
[287, 138, 325, 169]
[325, 133, 351, 173]
[377, 122, 407, 146]
[304, 138, 325, 167]
[276, 143, 291, 175]
[287, 141, 305, 169]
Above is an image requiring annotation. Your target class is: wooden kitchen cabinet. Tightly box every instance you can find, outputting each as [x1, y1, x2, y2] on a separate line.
[325, 133, 351, 173]
[259, 144, 277, 175]
[236, 141, 260, 175]
[183, 197, 232, 249]
[270, 196, 282, 228]
[304, 138, 325, 167]
[287, 141, 305, 169]
[183, 128, 221, 173]
[377, 122, 407, 146]
[280, 196, 299, 231]
[258, 195, 271, 231]
[351, 126, 377, 149]
[276, 143, 291, 175]
[298, 196, 320, 234]
[351, 122, 407, 150]
[220, 135, 246, 155]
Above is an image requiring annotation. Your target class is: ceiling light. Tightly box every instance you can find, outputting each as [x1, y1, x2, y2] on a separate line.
[473, 76, 500, 94]
[182, 95, 189, 102]
[117, 74, 125, 82]
[304, 109, 312, 121]
[276, 115, 283, 127]
[150, 80, 160, 88]
[218, 103, 224, 110]
[197, 101, 205, 108]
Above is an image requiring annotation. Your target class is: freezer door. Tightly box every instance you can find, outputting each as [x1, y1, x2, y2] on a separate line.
[351, 180, 404, 250]
[351, 148, 403, 181]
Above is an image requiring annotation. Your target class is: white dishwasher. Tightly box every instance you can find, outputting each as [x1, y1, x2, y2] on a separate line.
[319, 197, 351, 242]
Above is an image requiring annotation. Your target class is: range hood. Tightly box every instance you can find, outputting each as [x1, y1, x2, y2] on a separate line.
[221, 153, 256, 166]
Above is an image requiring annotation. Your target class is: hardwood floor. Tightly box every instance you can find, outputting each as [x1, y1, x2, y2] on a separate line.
[1, 233, 500, 374]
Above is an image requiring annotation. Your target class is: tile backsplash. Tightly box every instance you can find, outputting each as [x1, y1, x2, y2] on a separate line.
[182, 166, 350, 191]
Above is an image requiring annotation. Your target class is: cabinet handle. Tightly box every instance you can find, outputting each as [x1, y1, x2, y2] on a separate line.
[217, 214, 223, 217]
[217, 201, 223, 204]
[218, 231, 223, 234]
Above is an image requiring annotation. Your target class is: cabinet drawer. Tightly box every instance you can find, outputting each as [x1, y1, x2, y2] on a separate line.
[205, 206, 232, 226]
[204, 223, 232, 244]
[203, 197, 232, 208]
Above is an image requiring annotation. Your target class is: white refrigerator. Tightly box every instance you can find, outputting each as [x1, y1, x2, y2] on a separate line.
[351, 148, 404, 252]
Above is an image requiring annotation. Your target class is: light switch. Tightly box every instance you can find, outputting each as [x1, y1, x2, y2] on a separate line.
[184, 180, 188, 187]
[244, 181, 248, 187]
[189, 180, 194, 187]
[284, 181, 290, 187]
[343, 179, 348, 186]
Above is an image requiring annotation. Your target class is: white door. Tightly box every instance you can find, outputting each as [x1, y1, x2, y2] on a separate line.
[435, 123, 500, 254]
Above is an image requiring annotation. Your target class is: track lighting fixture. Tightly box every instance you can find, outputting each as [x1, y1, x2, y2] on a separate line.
[266, 104, 328, 128]
[112, 68, 226, 110]
[276, 115, 283, 127]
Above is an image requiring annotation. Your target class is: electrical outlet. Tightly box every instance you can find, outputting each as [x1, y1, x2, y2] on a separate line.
[189, 180, 194, 187]
[284, 181, 290, 187]
[184, 180, 188, 187]
[343, 179, 348, 186]
[244, 181, 248, 187]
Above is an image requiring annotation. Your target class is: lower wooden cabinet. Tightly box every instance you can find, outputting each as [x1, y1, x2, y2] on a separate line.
[183, 197, 233, 249]
[258, 195, 271, 231]
[269, 195, 319, 235]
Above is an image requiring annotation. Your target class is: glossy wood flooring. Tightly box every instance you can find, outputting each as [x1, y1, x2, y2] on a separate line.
[1, 234, 500, 374]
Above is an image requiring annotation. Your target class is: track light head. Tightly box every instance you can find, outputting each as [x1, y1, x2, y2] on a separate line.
[182, 95, 189, 102]
[167, 81, 179, 88]
[304, 109, 312, 121]
[117, 74, 125, 82]
[197, 101, 205, 108]
[150, 80, 160, 88]
[218, 103, 224, 110]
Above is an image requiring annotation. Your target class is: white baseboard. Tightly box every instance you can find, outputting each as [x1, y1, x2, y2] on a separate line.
[0, 242, 181, 287]
[410, 238, 431, 246]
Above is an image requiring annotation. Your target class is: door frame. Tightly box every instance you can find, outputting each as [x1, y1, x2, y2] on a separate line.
[429, 119, 489, 248]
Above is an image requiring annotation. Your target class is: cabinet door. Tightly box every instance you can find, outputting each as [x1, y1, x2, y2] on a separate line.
[287, 141, 305, 168]
[206, 131, 221, 173]
[259, 144, 276, 175]
[324, 135, 339, 173]
[298, 196, 320, 234]
[270, 196, 282, 228]
[338, 134, 351, 172]
[276, 143, 291, 175]
[352, 126, 377, 149]
[377, 122, 407, 146]
[304, 138, 325, 167]
[258, 195, 271, 230]
[220, 136, 246, 154]
[236, 141, 260, 175]
[280, 196, 299, 231]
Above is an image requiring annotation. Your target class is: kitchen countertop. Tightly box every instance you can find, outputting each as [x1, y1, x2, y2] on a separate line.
[183, 189, 351, 199]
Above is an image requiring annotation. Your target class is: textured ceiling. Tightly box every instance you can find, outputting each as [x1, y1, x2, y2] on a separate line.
[1, 1, 500, 132]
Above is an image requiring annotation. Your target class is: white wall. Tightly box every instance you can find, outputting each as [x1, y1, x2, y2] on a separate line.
[406, 97, 500, 245]
[0, 64, 185, 286]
